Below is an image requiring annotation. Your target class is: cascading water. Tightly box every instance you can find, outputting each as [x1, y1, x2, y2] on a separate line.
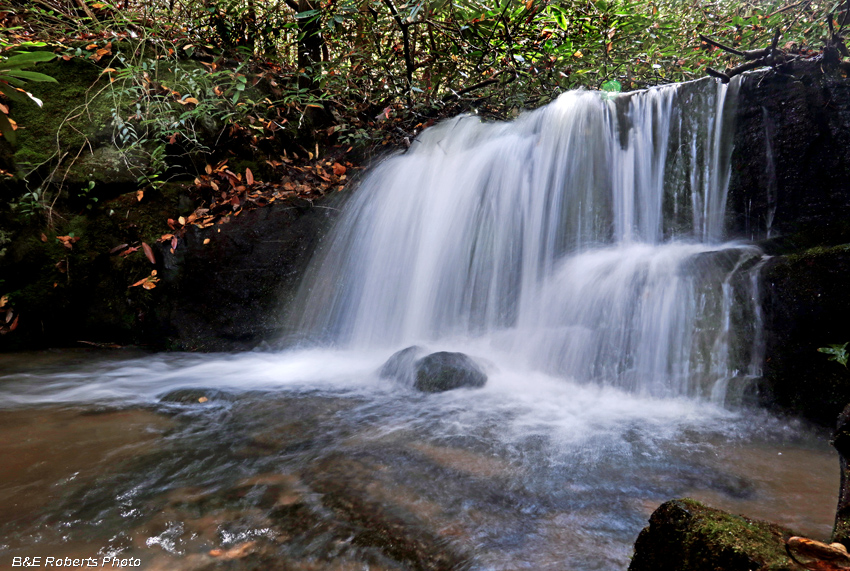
[0, 77, 839, 571]
[293, 77, 763, 400]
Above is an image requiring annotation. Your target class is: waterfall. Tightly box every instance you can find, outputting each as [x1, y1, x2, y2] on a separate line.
[292, 77, 764, 400]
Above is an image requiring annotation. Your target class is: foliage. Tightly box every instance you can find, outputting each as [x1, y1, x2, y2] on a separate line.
[0, 49, 57, 145]
[820, 343, 850, 368]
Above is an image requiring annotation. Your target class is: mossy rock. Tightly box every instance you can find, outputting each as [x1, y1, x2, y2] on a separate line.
[630, 499, 797, 571]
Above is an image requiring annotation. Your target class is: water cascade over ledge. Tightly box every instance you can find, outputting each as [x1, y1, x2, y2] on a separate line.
[293, 78, 764, 401]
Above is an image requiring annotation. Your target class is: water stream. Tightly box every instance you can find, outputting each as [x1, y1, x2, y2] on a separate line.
[0, 79, 840, 570]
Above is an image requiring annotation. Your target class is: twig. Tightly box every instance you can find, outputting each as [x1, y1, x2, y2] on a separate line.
[700, 34, 746, 57]
[73, 0, 99, 22]
[705, 67, 732, 83]
[767, 1, 804, 19]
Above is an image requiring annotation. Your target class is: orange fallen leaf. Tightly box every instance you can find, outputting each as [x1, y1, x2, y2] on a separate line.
[0, 295, 7, 309]
[245, 168, 254, 186]
[332, 163, 347, 176]
[209, 541, 256, 560]
[203, 238, 210, 245]
[40, 233, 48, 242]
[198, 396, 208, 403]
[142, 242, 156, 264]
[137, 189, 144, 202]
[178, 216, 186, 225]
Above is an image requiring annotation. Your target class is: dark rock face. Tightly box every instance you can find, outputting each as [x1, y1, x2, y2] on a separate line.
[630, 499, 796, 571]
[728, 61, 850, 245]
[413, 352, 487, 393]
[727, 63, 850, 426]
[379, 345, 426, 385]
[757, 248, 850, 425]
[154, 196, 342, 350]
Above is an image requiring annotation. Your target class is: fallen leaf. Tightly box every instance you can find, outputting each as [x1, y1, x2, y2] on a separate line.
[0, 295, 7, 309]
[332, 163, 347, 176]
[178, 216, 186, 225]
[109, 243, 129, 254]
[120, 246, 139, 257]
[9, 315, 18, 331]
[142, 242, 155, 264]
[198, 396, 208, 403]
[203, 238, 210, 245]
[56, 235, 80, 249]
[209, 541, 256, 560]
[245, 168, 254, 185]
[171, 236, 178, 250]
[40, 233, 48, 242]
[137, 189, 144, 202]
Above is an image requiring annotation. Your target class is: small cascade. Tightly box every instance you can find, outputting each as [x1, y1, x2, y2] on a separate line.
[292, 77, 764, 399]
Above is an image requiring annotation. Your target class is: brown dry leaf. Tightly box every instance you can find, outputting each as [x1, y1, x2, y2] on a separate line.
[0, 103, 9, 115]
[8, 315, 18, 331]
[121, 246, 139, 257]
[40, 233, 47, 242]
[0, 295, 7, 309]
[210, 181, 219, 191]
[245, 168, 254, 186]
[56, 235, 80, 250]
[171, 236, 178, 250]
[178, 216, 186, 226]
[198, 396, 208, 403]
[205, 164, 213, 175]
[332, 163, 347, 176]
[142, 242, 156, 264]
[203, 238, 210, 245]
[209, 541, 257, 560]
[109, 243, 129, 254]
[85, 43, 98, 50]
[137, 189, 144, 202]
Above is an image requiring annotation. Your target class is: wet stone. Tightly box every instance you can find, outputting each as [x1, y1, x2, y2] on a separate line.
[413, 351, 487, 393]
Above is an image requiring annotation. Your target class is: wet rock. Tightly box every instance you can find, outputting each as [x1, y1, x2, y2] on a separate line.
[155, 195, 344, 351]
[303, 452, 473, 571]
[413, 352, 487, 393]
[756, 247, 850, 426]
[379, 346, 426, 385]
[833, 404, 850, 547]
[728, 61, 850, 244]
[629, 498, 796, 571]
[157, 388, 235, 404]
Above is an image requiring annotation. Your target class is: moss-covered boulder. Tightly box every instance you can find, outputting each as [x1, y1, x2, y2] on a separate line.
[629, 499, 797, 571]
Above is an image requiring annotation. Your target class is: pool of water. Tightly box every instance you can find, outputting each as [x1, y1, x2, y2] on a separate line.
[0, 349, 839, 570]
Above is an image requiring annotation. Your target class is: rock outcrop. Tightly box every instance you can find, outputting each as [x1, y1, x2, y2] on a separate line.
[630, 499, 796, 571]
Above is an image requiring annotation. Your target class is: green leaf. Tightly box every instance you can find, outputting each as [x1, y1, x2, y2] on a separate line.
[0, 84, 31, 104]
[2, 51, 57, 68]
[819, 343, 850, 368]
[294, 9, 321, 19]
[1, 70, 57, 82]
[0, 112, 16, 145]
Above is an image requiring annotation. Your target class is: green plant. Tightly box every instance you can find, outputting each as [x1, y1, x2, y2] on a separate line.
[0, 49, 57, 145]
[819, 343, 850, 368]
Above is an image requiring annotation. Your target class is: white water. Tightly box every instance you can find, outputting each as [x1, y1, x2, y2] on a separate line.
[0, 79, 840, 570]
[293, 78, 762, 400]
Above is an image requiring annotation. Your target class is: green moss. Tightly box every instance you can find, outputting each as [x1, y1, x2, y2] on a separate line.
[12, 56, 114, 175]
[631, 498, 796, 571]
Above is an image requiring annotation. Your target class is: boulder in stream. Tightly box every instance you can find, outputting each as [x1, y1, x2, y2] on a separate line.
[413, 351, 487, 393]
[378, 345, 425, 385]
[629, 498, 796, 571]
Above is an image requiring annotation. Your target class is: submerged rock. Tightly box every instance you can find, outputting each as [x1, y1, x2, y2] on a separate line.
[629, 498, 796, 571]
[413, 351, 487, 393]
